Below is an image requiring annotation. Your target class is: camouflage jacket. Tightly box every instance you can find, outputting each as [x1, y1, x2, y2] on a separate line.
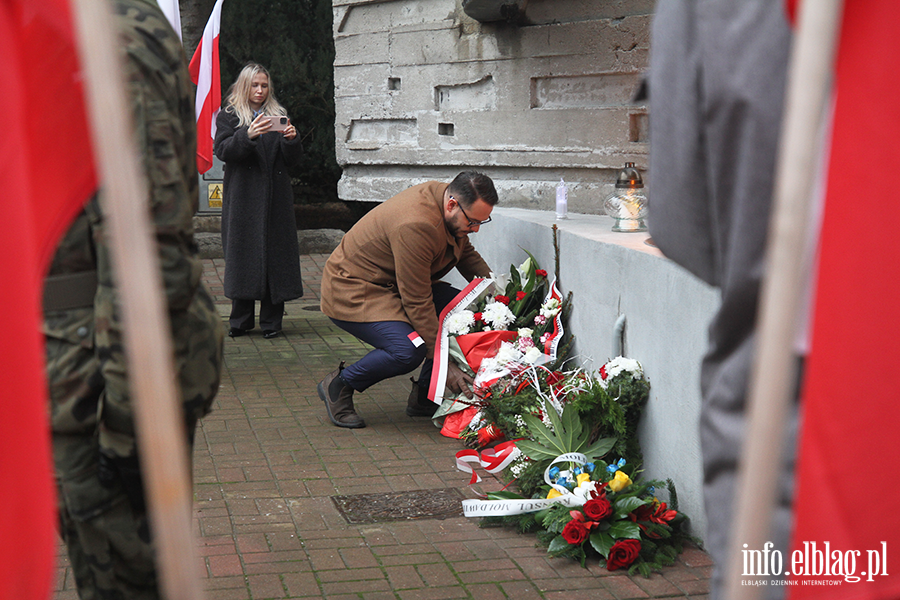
[44, 0, 224, 459]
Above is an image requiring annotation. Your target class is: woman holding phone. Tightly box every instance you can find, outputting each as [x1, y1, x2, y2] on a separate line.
[215, 63, 303, 339]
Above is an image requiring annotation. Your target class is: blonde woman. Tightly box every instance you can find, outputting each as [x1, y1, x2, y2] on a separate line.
[215, 63, 303, 339]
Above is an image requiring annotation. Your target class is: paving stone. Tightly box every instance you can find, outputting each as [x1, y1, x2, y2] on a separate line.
[52, 255, 710, 600]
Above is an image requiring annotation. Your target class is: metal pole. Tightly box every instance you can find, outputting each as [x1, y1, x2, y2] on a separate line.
[68, 2, 205, 599]
[725, 1, 843, 598]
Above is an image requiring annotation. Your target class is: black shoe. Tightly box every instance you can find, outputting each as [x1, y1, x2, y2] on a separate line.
[406, 377, 439, 417]
[263, 330, 279, 339]
[228, 327, 248, 338]
[317, 363, 366, 428]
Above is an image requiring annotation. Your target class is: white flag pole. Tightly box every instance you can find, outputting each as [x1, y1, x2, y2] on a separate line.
[69, 1, 204, 599]
[725, 1, 843, 599]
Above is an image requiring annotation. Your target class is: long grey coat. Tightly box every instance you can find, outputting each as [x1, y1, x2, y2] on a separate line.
[214, 109, 303, 304]
[648, 2, 795, 598]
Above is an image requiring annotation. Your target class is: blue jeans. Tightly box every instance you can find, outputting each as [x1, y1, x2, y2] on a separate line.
[330, 282, 460, 391]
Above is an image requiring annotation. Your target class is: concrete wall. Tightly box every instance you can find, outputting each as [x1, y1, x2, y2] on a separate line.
[332, 0, 653, 214]
[442, 208, 720, 541]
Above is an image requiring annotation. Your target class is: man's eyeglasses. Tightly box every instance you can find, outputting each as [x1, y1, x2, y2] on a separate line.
[451, 196, 492, 226]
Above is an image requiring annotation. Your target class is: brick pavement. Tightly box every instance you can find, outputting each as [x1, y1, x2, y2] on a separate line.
[53, 254, 711, 600]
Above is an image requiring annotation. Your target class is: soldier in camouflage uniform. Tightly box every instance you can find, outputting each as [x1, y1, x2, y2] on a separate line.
[42, 1, 224, 598]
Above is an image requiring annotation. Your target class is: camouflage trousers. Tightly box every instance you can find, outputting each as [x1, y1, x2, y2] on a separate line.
[55, 433, 160, 600]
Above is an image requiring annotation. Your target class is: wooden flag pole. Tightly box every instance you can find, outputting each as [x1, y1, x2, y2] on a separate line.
[725, 1, 843, 599]
[69, 2, 205, 600]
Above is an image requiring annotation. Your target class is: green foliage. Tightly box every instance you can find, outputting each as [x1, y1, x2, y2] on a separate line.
[517, 403, 616, 463]
[219, 0, 341, 204]
[601, 372, 651, 461]
[479, 365, 646, 497]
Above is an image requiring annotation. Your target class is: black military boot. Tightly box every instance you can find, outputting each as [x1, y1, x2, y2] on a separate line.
[317, 363, 366, 428]
[406, 377, 439, 417]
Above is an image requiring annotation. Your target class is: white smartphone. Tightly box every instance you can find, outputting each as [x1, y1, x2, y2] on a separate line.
[265, 115, 290, 132]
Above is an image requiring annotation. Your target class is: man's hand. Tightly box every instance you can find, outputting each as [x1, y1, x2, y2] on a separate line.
[446, 361, 475, 399]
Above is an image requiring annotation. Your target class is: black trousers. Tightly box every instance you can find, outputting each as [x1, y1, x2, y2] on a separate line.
[229, 293, 284, 332]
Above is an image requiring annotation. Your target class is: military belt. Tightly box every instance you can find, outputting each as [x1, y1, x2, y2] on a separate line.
[43, 271, 98, 311]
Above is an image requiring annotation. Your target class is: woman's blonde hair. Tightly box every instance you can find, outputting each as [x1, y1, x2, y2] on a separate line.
[224, 63, 288, 127]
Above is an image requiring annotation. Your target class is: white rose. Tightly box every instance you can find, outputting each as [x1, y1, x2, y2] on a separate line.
[494, 342, 520, 364]
[523, 347, 543, 364]
[517, 327, 533, 339]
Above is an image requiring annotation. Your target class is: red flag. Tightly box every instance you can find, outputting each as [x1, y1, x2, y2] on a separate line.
[790, 0, 900, 597]
[189, 0, 223, 174]
[0, 1, 97, 598]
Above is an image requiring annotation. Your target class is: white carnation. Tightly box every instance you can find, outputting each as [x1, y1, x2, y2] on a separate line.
[445, 310, 475, 336]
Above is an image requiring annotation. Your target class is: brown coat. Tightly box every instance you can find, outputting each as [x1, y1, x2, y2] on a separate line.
[321, 181, 491, 358]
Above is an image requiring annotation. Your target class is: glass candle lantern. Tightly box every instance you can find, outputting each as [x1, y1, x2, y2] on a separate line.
[603, 162, 648, 232]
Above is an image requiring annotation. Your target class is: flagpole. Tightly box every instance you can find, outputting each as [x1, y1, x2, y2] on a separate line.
[725, 1, 843, 599]
[68, 2, 205, 600]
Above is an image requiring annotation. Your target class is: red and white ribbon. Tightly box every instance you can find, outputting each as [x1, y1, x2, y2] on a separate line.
[454, 441, 521, 485]
[429, 278, 496, 402]
[542, 280, 565, 358]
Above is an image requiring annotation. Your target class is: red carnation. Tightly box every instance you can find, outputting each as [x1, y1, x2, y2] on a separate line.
[561, 519, 590, 545]
[535, 269, 548, 277]
[515, 291, 526, 301]
[474, 312, 483, 322]
[606, 539, 641, 571]
[583, 496, 612, 521]
[599, 365, 608, 380]
[494, 295, 510, 305]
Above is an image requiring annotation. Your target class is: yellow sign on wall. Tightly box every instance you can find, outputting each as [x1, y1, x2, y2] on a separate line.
[208, 183, 223, 208]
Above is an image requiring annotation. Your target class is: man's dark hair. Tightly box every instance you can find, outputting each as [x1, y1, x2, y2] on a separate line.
[448, 171, 499, 207]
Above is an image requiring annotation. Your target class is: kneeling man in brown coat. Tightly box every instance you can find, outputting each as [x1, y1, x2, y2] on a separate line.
[318, 171, 497, 428]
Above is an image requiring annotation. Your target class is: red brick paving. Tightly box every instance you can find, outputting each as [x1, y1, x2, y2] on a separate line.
[52, 255, 710, 599]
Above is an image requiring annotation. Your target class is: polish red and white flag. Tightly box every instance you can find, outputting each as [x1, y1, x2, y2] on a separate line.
[189, 0, 224, 174]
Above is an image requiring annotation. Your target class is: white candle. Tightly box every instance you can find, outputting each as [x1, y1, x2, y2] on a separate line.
[556, 178, 568, 220]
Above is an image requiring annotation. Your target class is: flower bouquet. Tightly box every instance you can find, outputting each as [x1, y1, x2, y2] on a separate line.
[429, 254, 571, 439]
[530, 458, 691, 575]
